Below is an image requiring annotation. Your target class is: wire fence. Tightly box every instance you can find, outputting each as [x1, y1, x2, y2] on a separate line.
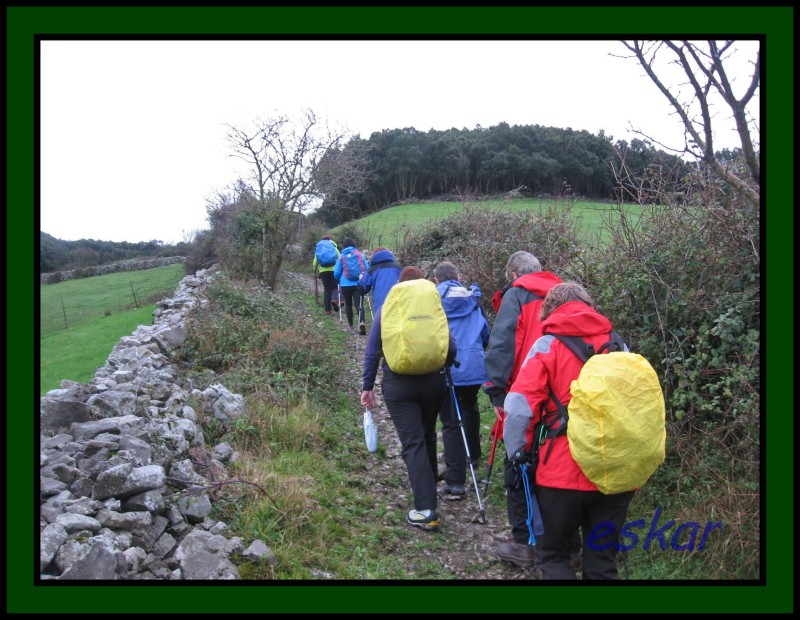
[40, 279, 179, 335]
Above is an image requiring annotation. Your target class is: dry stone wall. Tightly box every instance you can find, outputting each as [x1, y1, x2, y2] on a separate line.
[39, 267, 275, 580]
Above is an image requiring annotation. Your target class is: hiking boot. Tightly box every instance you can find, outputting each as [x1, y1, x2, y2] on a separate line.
[325, 309, 332, 315]
[358, 321, 366, 335]
[407, 509, 439, 532]
[497, 542, 536, 568]
[443, 484, 466, 500]
[331, 300, 339, 312]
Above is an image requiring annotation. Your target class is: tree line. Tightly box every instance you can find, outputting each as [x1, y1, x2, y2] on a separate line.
[40, 232, 192, 275]
[312, 123, 693, 227]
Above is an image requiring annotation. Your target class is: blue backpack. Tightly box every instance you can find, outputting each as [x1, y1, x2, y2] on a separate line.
[315, 240, 338, 267]
[342, 249, 367, 280]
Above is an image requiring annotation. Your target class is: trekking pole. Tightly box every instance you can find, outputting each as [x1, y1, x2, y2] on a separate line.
[482, 410, 504, 498]
[337, 284, 343, 324]
[354, 294, 363, 361]
[517, 455, 544, 545]
[358, 291, 366, 331]
[444, 365, 486, 524]
[366, 293, 374, 320]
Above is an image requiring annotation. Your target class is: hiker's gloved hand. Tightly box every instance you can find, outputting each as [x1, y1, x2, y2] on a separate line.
[509, 449, 533, 490]
[511, 449, 532, 469]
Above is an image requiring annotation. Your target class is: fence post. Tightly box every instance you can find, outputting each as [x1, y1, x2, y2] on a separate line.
[130, 282, 139, 309]
[61, 298, 68, 329]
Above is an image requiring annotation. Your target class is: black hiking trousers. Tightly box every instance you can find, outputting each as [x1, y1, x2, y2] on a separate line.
[534, 486, 635, 579]
[381, 369, 447, 512]
[319, 271, 338, 312]
[339, 284, 364, 327]
[503, 458, 582, 557]
[439, 384, 482, 487]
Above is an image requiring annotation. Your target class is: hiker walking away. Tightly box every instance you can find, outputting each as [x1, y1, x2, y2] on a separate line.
[359, 246, 401, 312]
[334, 238, 369, 334]
[482, 251, 564, 568]
[360, 266, 457, 532]
[433, 261, 490, 500]
[313, 235, 340, 315]
[503, 282, 635, 579]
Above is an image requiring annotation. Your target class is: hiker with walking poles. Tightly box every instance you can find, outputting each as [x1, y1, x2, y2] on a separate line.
[333, 238, 369, 335]
[358, 246, 401, 313]
[502, 282, 638, 580]
[360, 266, 456, 533]
[482, 251, 564, 569]
[433, 261, 490, 502]
[313, 235, 340, 316]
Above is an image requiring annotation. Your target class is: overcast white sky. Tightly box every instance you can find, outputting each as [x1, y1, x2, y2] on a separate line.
[39, 39, 760, 245]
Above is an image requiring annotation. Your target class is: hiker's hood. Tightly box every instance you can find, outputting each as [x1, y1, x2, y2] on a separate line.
[340, 245, 358, 255]
[541, 301, 613, 338]
[369, 249, 396, 264]
[513, 271, 563, 298]
[437, 280, 482, 319]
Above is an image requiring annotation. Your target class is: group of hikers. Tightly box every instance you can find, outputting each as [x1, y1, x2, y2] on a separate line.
[313, 236, 648, 580]
[312, 235, 402, 335]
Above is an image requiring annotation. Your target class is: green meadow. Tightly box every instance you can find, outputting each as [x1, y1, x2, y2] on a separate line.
[334, 198, 643, 247]
[39, 263, 185, 395]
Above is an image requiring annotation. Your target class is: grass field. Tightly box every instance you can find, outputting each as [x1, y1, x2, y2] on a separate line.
[333, 198, 643, 248]
[39, 306, 160, 395]
[40, 263, 185, 334]
[39, 263, 186, 395]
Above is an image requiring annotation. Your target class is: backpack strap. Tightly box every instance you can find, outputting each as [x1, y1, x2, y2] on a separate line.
[597, 330, 627, 353]
[552, 334, 593, 362]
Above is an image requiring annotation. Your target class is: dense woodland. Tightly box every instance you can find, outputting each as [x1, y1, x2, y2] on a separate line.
[312, 122, 697, 226]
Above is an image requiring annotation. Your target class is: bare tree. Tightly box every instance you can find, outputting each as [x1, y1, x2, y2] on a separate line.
[224, 109, 354, 290]
[313, 139, 373, 218]
[620, 40, 760, 208]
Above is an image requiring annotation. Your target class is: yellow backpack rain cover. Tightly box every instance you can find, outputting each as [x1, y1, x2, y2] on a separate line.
[566, 351, 666, 494]
[381, 279, 449, 375]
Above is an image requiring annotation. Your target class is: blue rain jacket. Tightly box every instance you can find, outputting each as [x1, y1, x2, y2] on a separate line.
[436, 280, 490, 386]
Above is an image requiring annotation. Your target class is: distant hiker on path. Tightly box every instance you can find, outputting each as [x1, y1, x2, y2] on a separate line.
[313, 235, 340, 315]
[359, 246, 401, 312]
[334, 238, 369, 334]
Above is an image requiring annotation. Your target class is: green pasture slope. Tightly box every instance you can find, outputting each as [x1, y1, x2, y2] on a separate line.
[39, 263, 185, 395]
[333, 198, 643, 248]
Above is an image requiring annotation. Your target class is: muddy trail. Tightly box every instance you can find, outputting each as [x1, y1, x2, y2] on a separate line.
[287, 271, 538, 581]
